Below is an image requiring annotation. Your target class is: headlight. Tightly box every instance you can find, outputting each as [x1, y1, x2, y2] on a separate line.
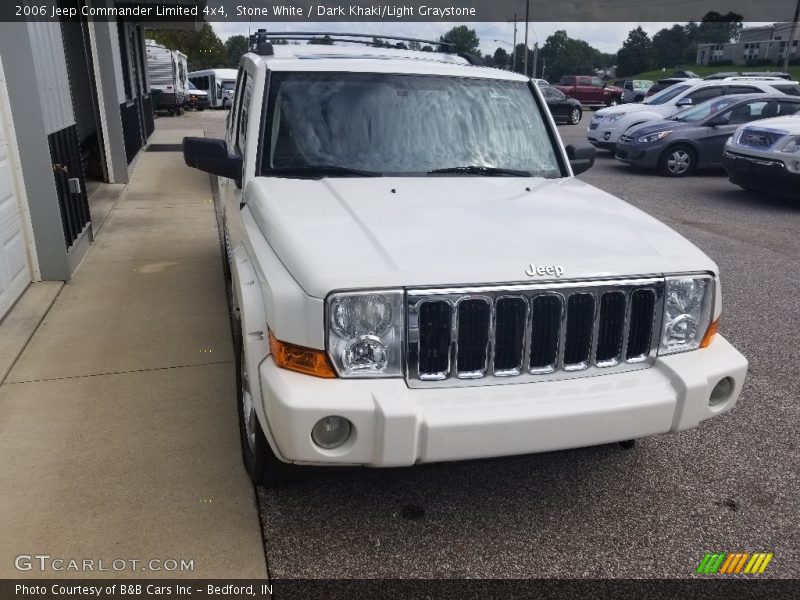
[327, 291, 404, 377]
[603, 113, 626, 122]
[780, 135, 800, 153]
[637, 130, 672, 144]
[660, 274, 715, 355]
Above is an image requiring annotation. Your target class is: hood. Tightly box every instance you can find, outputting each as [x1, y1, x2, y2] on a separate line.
[595, 103, 661, 117]
[626, 119, 693, 138]
[606, 84, 624, 93]
[741, 115, 800, 134]
[246, 177, 716, 299]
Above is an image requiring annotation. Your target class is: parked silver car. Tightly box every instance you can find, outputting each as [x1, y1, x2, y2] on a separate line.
[614, 94, 800, 176]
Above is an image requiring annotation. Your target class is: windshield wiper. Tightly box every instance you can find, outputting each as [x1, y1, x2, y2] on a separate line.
[428, 165, 531, 177]
[265, 165, 383, 178]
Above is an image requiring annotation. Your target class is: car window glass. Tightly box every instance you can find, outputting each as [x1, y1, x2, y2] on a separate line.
[229, 68, 245, 143]
[686, 86, 723, 103]
[643, 83, 692, 105]
[673, 96, 739, 122]
[726, 86, 760, 95]
[776, 100, 800, 115]
[725, 100, 769, 125]
[237, 75, 254, 155]
[624, 82, 633, 90]
[771, 84, 800, 96]
[591, 77, 604, 87]
[579, 77, 592, 86]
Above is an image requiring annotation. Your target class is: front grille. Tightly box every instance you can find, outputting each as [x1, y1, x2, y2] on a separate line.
[406, 278, 664, 388]
[736, 128, 784, 150]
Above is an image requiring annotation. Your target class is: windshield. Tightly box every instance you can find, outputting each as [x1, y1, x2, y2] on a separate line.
[643, 83, 691, 105]
[187, 81, 197, 90]
[262, 72, 562, 177]
[671, 96, 741, 122]
[221, 80, 236, 90]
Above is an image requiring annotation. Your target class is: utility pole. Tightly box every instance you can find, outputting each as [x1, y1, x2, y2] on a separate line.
[784, 0, 800, 72]
[533, 42, 539, 78]
[541, 57, 546, 81]
[511, 14, 518, 72]
[523, 0, 530, 76]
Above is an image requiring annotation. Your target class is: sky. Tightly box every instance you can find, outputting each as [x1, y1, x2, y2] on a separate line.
[210, 21, 773, 56]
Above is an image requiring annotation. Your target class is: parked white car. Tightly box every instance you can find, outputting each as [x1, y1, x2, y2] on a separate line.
[183, 32, 748, 486]
[723, 112, 800, 198]
[588, 77, 800, 151]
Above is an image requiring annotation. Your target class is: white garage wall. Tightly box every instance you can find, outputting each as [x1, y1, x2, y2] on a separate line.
[0, 55, 35, 319]
[27, 21, 75, 136]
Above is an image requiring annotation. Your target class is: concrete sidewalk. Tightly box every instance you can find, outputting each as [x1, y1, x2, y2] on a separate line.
[0, 123, 267, 578]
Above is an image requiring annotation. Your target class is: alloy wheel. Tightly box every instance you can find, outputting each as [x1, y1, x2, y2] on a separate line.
[570, 107, 581, 124]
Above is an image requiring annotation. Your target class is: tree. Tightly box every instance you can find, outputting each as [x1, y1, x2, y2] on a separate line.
[653, 25, 689, 68]
[492, 47, 509, 70]
[146, 22, 226, 71]
[698, 11, 744, 44]
[307, 35, 334, 45]
[537, 30, 612, 81]
[225, 35, 249, 68]
[440, 25, 480, 55]
[616, 27, 655, 77]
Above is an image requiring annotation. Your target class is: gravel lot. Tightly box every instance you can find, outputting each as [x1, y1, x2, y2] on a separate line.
[182, 109, 799, 579]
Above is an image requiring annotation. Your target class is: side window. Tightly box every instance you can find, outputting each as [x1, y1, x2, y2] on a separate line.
[624, 81, 633, 90]
[591, 77, 604, 87]
[236, 75, 255, 155]
[776, 100, 800, 116]
[725, 85, 760, 95]
[727, 100, 769, 125]
[228, 68, 246, 141]
[686, 86, 723, 103]
[578, 77, 592, 86]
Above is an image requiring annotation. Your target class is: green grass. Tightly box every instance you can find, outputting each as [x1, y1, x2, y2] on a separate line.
[629, 64, 800, 82]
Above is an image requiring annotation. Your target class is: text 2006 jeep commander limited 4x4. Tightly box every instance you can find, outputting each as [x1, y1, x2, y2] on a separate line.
[183, 32, 748, 486]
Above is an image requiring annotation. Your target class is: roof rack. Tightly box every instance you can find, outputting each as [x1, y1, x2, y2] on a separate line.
[248, 29, 461, 57]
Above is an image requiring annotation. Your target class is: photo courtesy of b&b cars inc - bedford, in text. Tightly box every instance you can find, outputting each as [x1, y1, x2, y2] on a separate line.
[0, 0, 799, 599]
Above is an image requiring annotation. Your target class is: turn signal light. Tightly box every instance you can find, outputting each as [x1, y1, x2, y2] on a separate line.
[700, 318, 720, 348]
[269, 331, 336, 378]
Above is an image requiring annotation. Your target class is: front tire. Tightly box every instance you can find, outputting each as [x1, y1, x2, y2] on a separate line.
[606, 97, 620, 107]
[568, 106, 582, 125]
[659, 144, 696, 177]
[233, 316, 290, 487]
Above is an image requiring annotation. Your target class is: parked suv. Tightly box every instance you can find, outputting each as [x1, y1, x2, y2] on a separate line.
[183, 32, 747, 486]
[588, 77, 800, 151]
[723, 112, 800, 198]
[613, 79, 654, 103]
[554, 75, 624, 107]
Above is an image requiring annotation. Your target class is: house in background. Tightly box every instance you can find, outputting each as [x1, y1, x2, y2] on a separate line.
[0, 1, 203, 321]
[696, 22, 800, 66]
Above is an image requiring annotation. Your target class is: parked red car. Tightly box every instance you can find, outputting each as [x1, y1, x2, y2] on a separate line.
[553, 75, 624, 107]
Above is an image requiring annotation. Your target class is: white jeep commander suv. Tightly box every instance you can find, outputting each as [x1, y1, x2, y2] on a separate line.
[183, 31, 748, 486]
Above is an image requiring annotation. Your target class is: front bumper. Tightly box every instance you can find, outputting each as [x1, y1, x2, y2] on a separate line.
[259, 335, 747, 467]
[723, 150, 800, 198]
[615, 141, 662, 169]
[587, 120, 620, 150]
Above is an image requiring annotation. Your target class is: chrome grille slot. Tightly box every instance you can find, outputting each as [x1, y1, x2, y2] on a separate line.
[406, 278, 664, 389]
[493, 297, 527, 375]
[626, 289, 656, 361]
[595, 291, 626, 366]
[563, 293, 595, 370]
[456, 299, 490, 377]
[417, 301, 451, 379]
[529, 295, 562, 373]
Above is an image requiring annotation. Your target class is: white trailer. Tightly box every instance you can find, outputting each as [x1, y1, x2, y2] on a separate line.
[187, 68, 237, 109]
[146, 40, 186, 114]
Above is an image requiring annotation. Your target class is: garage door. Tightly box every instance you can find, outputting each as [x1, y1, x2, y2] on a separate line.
[0, 57, 32, 319]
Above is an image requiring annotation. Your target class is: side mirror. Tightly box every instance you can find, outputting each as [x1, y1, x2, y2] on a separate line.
[676, 97, 693, 107]
[183, 137, 243, 187]
[565, 143, 596, 175]
[707, 115, 729, 127]
[602, 82, 608, 88]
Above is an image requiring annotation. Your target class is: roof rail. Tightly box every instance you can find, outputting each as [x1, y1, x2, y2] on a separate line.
[248, 29, 457, 56]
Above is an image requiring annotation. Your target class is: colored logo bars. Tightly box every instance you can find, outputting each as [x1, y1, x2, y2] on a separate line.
[696, 552, 774, 574]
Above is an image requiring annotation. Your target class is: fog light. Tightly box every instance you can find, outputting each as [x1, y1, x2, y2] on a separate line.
[604, 131, 612, 140]
[709, 377, 734, 407]
[311, 416, 352, 449]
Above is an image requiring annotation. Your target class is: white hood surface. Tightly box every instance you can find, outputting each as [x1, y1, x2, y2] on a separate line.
[596, 103, 668, 118]
[246, 176, 716, 299]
